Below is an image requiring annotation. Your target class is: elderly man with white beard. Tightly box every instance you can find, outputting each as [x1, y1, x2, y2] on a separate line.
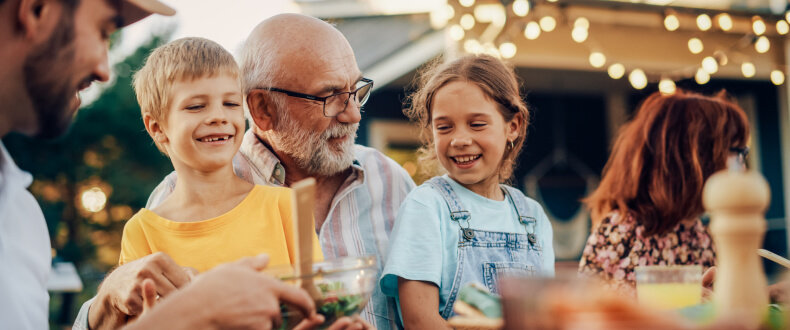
[146, 13, 414, 329]
[75, 12, 414, 330]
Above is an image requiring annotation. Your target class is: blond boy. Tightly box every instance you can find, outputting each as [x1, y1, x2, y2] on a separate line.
[122, 37, 322, 273]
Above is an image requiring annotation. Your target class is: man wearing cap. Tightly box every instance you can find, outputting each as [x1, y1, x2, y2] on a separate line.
[0, 0, 321, 329]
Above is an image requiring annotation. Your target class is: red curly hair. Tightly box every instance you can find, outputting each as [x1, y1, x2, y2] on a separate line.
[584, 90, 750, 236]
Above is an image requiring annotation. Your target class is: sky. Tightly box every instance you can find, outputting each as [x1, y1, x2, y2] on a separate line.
[117, 0, 301, 58]
[81, 0, 301, 105]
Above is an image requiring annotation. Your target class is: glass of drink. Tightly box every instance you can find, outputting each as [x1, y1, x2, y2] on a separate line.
[635, 265, 703, 310]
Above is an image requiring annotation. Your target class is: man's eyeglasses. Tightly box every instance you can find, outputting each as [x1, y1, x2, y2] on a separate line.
[253, 78, 374, 117]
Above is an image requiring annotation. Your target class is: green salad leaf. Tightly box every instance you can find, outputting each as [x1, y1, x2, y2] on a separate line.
[278, 281, 367, 329]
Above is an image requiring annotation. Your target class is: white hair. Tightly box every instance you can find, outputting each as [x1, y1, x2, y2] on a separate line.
[238, 35, 286, 121]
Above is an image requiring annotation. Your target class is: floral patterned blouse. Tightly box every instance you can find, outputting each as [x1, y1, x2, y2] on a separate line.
[578, 211, 716, 298]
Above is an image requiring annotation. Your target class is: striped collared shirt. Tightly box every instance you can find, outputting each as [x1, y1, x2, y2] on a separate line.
[146, 129, 416, 329]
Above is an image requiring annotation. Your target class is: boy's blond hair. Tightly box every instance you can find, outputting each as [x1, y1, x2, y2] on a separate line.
[133, 37, 240, 154]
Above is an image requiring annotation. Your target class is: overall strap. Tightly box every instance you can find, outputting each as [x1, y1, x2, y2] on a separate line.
[426, 177, 474, 240]
[501, 185, 540, 247]
[426, 177, 470, 221]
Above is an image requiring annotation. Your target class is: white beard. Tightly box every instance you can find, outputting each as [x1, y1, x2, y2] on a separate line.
[269, 108, 358, 177]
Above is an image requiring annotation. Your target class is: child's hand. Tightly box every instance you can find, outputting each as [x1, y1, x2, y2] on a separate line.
[141, 278, 157, 315]
[138, 266, 195, 316]
[182, 266, 198, 280]
[88, 252, 192, 329]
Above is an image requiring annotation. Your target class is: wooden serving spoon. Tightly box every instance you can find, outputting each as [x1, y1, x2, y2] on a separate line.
[291, 178, 323, 302]
[758, 249, 790, 269]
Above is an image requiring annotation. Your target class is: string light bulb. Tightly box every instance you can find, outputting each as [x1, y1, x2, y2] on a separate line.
[460, 14, 476, 30]
[695, 68, 710, 84]
[524, 22, 541, 40]
[702, 56, 719, 74]
[629, 69, 648, 89]
[717, 13, 733, 31]
[688, 38, 704, 54]
[473, 5, 496, 22]
[608, 63, 625, 79]
[771, 70, 785, 85]
[589, 52, 606, 68]
[446, 5, 455, 19]
[658, 78, 677, 95]
[459, 0, 475, 8]
[499, 42, 517, 59]
[755, 36, 770, 53]
[572, 27, 589, 43]
[574, 17, 590, 30]
[540, 16, 557, 32]
[664, 14, 680, 31]
[742, 62, 756, 78]
[482, 42, 499, 57]
[778, 20, 789, 35]
[81, 187, 107, 213]
[697, 14, 712, 31]
[512, 0, 529, 17]
[753, 17, 766, 35]
[449, 25, 465, 41]
[714, 51, 728, 66]
[464, 39, 483, 54]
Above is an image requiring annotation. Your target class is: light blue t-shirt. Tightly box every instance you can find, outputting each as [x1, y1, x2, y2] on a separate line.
[380, 175, 555, 317]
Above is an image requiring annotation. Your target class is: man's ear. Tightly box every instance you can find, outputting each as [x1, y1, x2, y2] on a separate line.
[143, 113, 168, 145]
[17, 0, 61, 41]
[246, 91, 276, 132]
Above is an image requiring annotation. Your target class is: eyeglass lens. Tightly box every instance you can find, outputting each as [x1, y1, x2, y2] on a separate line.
[324, 80, 373, 117]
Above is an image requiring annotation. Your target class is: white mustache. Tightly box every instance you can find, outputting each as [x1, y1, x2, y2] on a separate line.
[321, 123, 359, 140]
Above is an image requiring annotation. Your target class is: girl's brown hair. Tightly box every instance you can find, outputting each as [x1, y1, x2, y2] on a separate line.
[404, 54, 530, 183]
[584, 89, 750, 236]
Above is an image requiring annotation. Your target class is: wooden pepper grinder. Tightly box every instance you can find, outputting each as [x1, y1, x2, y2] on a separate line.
[703, 167, 771, 328]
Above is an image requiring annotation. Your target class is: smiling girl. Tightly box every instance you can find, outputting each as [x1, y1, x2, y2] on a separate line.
[380, 54, 555, 328]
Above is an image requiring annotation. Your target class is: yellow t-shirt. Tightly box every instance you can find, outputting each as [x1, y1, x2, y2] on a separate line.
[119, 185, 323, 272]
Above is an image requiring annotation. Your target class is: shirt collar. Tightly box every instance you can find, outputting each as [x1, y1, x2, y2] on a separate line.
[0, 141, 33, 189]
[238, 129, 285, 186]
[238, 129, 365, 186]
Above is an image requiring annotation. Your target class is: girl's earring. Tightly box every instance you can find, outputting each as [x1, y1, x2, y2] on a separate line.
[509, 140, 515, 149]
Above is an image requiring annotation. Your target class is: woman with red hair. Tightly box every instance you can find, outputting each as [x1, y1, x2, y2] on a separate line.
[578, 90, 750, 295]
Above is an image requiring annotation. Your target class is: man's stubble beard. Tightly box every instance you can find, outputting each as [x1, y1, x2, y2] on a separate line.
[269, 106, 358, 177]
[22, 7, 79, 139]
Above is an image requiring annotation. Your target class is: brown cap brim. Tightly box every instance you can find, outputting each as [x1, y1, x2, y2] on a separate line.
[120, 0, 176, 27]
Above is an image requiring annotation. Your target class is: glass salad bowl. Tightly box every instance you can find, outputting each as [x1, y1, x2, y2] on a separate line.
[264, 255, 378, 329]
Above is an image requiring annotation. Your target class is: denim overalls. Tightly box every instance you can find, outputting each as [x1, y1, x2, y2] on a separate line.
[426, 177, 544, 319]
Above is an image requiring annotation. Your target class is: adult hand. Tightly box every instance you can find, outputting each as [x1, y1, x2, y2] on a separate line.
[126, 254, 321, 330]
[89, 252, 193, 329]
[702, 266, 716, 302]
[325, 316, 375, 330]
[768, 279, 790, 304]
[293, 315, 374, 330]
[701, 266, 790, 304]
